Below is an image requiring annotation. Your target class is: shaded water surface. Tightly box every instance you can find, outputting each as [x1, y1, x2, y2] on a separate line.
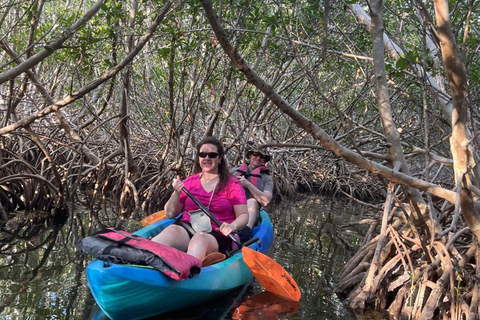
[0, 195, 373, 319]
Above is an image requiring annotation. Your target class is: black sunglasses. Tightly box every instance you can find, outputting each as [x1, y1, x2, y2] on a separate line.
[198, 152, 219, 159]
[251, 152, 267, 159]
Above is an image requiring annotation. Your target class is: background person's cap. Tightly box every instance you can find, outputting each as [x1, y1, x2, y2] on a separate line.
[246, 149, 271, 162]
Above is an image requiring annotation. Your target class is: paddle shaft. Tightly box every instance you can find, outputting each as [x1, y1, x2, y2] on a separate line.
[181, 187, 241, 246]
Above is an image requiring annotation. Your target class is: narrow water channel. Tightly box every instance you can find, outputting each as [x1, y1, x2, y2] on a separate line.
[0, 194, 371, 319]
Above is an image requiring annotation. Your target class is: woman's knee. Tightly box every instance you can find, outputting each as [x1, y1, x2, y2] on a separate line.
[191, 232, 211, 243]
[152, 224, 189, 249]
[189, 233, 218, 252]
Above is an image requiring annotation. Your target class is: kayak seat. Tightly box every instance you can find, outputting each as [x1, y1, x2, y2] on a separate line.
[202, 252, 226, 267]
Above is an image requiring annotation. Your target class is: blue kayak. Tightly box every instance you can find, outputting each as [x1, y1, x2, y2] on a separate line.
[86, 209, 274, 320]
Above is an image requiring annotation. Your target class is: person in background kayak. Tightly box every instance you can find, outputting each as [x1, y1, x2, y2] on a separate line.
[152, 136, 248, 263]
[231, 147, 273, 242]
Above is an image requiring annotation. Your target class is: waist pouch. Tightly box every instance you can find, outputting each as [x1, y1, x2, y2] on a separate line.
[78, 228, 201, 280]
[189, 209, 212, 233]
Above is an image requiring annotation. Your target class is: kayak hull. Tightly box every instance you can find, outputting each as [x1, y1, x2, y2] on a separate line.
[86, 210, 274, 320]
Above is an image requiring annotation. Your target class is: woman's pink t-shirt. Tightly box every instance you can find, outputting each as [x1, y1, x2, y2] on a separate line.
[179, 173, 247, 227]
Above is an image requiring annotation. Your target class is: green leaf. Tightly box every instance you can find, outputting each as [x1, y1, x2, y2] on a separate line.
[396, 57, 409, 70]
[157, 48, 171, 59]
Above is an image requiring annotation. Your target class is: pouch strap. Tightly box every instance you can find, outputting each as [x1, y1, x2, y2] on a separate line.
[179, 221, 196, 237]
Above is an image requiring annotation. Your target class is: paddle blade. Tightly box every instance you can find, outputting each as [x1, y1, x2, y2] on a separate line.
[242, 247, 301, 302]
[138, 210, 166, 226]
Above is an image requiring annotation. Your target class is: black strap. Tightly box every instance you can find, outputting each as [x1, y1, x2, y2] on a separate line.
[93, 228, 139, 255]
[179, 221, 196, 237]
[102, 243, 118, 255]
[92, 228, 140, 241]
[237, 169, 262, 179]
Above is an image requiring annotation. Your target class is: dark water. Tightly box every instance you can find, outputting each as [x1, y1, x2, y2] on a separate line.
[0, 195, 372, 320]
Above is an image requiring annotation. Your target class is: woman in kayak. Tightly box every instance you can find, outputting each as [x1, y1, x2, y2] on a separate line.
[152, 136, 248, 262]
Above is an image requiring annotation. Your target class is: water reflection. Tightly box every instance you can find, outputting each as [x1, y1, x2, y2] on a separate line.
[0, 195, 370, 319]
[268, 197, 368, 320]
[0, 209, 95, 319]
[232, 291, 299, 320]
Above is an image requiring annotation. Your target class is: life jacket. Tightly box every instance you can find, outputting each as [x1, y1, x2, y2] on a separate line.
[78, 228, 202, 280]
[234, 163, 270, 191]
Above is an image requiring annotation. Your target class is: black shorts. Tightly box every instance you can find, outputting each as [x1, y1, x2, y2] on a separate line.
[174, 220, 232, 253]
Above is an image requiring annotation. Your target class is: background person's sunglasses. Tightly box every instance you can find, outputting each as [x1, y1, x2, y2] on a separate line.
[198, 152, 219, 159]
[251, 152, 267, 159]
